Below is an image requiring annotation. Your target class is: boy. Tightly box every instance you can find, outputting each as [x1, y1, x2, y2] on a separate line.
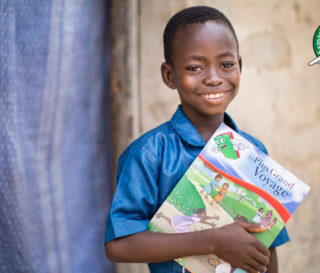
[105, 6, 289, 273]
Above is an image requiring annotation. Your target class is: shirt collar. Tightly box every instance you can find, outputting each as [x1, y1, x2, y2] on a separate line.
[224, 112, 239, 132]
[170, 105, 239, 147]
[170, 105, 206, 147]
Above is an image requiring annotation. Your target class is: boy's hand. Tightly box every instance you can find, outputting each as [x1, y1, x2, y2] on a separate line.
[211, 222, 270, 273]
[239, 221, 267, 233]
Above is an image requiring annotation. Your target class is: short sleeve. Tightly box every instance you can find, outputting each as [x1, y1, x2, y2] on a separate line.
[104, 142, 160, 243]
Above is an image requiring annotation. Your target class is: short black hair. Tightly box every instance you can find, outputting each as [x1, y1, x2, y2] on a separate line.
[163, 6, 239, 65]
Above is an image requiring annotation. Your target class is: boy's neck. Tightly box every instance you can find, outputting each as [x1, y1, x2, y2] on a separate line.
[182, 109, 224, 143]
[196, 120, 223, 143]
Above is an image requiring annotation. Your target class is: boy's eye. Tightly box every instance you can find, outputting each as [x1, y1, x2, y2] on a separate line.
[186, 66, 202, 72]
[222, 62, 235, 69]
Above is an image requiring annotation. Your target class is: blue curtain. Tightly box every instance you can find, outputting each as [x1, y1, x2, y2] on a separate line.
[0, 1, 114, 272]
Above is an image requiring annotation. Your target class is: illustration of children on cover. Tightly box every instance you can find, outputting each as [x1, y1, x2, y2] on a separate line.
[260, 210, 273, 227]
[156, 208, 219, 233]
[252, 208, 264, 224]
[213, 183, 229, 205]
[201, 174, 222, 198]
[267, 217, 277, 230]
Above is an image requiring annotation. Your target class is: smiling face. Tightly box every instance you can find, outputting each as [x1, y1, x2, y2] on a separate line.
[162, 21, 241, 124]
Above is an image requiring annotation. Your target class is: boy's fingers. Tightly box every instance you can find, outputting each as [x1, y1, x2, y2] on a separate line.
[238, 221, 267, 233]
[253, 250, 270, 266]
[240, 262, 265, 273]
[244, 258, 269, 273]
[240, 245, 270, 272]
[246, 225, 266, 233]
[241, 258, 268, 273]
[255, 240, 271, 257]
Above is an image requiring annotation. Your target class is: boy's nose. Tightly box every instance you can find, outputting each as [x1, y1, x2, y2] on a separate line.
[203, 69, 223, 86]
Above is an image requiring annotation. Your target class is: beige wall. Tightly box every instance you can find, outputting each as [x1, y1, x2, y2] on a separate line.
[113, 0, 320, 272]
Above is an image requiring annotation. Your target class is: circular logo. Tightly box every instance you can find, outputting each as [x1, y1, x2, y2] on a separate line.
[312, 25, 320, 57]
[308, 26, 320, 66]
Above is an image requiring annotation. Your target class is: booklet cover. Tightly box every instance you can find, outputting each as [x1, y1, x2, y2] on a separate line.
[148, 123, 310, 273]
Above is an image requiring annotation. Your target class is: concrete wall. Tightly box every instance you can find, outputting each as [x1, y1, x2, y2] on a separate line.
[113, 1, 320, 272]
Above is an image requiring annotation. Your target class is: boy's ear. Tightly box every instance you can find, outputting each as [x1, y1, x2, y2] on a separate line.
[238, 56, 242, 73]
[161, 62, 176, 89]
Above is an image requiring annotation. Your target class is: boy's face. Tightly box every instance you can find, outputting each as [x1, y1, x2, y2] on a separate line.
[162, 22, 240, 121]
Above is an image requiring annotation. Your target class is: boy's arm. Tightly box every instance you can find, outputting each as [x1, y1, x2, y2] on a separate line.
[105, 221, 270, 273]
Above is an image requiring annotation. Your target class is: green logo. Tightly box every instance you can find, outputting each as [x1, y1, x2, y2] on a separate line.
[308, 25, 320, 66]
[214, 134, 239, 160]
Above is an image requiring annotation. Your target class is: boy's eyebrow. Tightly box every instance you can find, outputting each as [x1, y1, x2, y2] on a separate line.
[183, 55, 207, 62]
[216, 51, 237, 58]
[183, 51, 237, 62]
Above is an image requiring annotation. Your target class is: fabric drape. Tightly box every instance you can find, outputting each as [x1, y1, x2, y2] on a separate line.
[0, 1, 113, 272]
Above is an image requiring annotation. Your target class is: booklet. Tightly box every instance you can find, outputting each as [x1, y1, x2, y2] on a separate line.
[148, 123, 310, 273]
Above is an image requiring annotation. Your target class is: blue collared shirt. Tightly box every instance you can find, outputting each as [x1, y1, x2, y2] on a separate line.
[105, 106, 289, 273]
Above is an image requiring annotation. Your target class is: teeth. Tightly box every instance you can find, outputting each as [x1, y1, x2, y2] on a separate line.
[204, 93, 224, 99]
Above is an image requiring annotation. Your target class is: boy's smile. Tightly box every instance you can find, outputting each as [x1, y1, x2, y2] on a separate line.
[162, 21, 241, 133]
